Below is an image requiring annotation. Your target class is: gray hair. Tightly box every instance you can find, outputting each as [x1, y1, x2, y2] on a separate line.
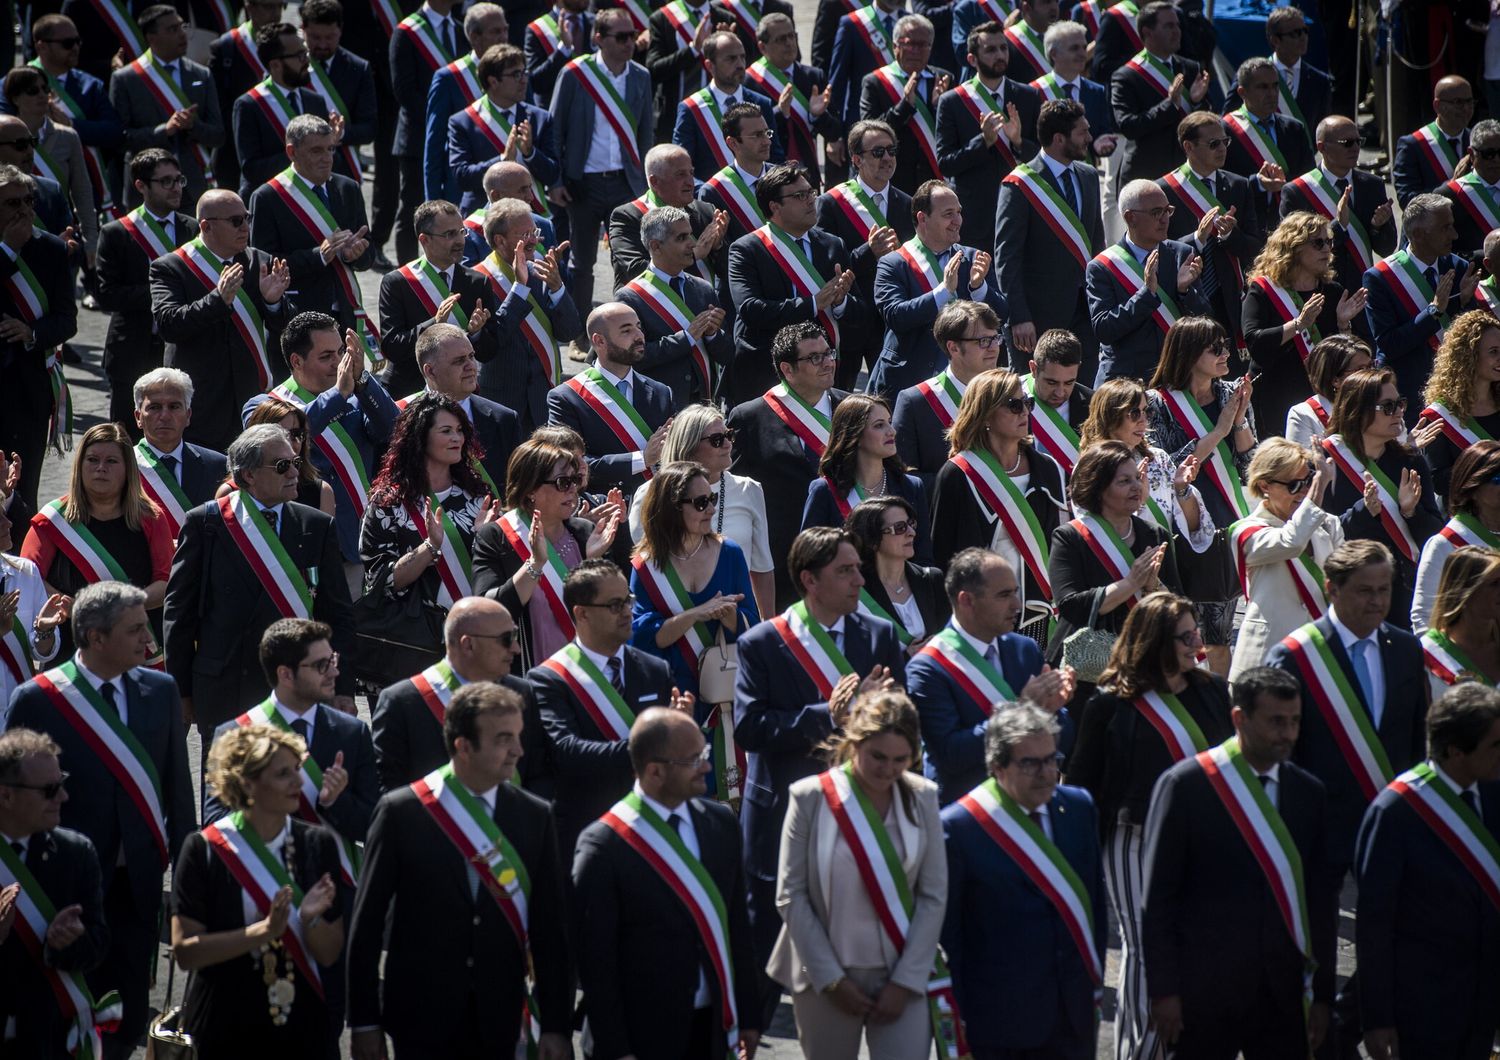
[983, 703, 1062, 771]
[661, 403, 727, 464]
[133, 366, 195, 409]
[1485, 229, 1500, 261]
[463, 2, 504, 39]
[893, 13, 933, 40]
[286, 113, 333, 148]
[227, 424, 292, 481]
[641, 205, 690, 248]
[0, 163, 35, 192]
[1472, 119, 1500, 148]
[1044, 19, 1086, 59]
[416, 322, 470, 368]
[482, 196, 533, 246]
[72, 581, 149, 648]
[848, 119, 897, 155]
[644, 142, 690, 181]
[1403, 193, 1452, 235]
[1119, 178, 1162, 214]
[757, 11, 793, 39]
[1236, 55, 1276, 88]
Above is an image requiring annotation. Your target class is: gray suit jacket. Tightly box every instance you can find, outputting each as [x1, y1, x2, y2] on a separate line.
[549, 55, 652, 193]
[109, 57, 224, 209]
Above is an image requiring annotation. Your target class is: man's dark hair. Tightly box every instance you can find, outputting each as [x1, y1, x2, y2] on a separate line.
[138, 4, 180, 34]
[130, 148, 180, 185]
[1137, 0, 1179, 33]
[444, 681, 524, 755]
[1428, 683, 1500, 759]
[562, 558, 625, 612]
[1037, 98, 1086, 146]
[912, 178, 949, 220]
[1231, 666, 1301, 717]
[281, 311, 340, 363]
[965, 19, 1005, 59]
[302, 0, 344, 26]
[789, 527, 854, 592]
[771, 321, 829, 375]
[944, 547, 1005, 604]
[1033, 329, 1082, 367]
[628, 707, 693, 775]
[259, 618, 334, 685]
[756, 161, 809, 217]
[478, 43, 525, 89]
[1323, 539, 1394, 588]
[254, 20, 301, 61]
[723, 101, 765, 142]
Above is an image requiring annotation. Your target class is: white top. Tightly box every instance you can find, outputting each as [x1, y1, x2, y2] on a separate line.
[240, 819, 293, 925]
[1140, 445, 1216, 551]
[0, 555, 60, 714]
[1284, 398, 1327, 450]
[891, 594, 925, 641]
[584, 55, 633, 174]
[629, 470, 773, 572]
[1411, 528, 1460, 635]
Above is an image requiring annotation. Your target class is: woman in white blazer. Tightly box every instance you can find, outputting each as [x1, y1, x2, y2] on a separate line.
[1228, 437, 1346, 681]
[768, 690, 947, 1059]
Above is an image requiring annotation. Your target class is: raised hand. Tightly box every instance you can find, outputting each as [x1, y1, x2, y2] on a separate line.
[1397, 466, 1421, 517]
[1460, 260, 1481, 304]
[1173, 454, 1199, 490]
[1214, 204, 1239, 238]
[0, 450, 19, 498]
[300, 873, 338, 922]
[435, 291, 462, 325]
[424, 500, 445, 551]
[1194, 205, 1221, 245]
[1411, 417, 1446, 449]
[697, 592, 744, 624]
[260, 886, 293, 940]
[466, 299, 492, 333]
[980, 108, 1006, 147]
[44, 904, 86, 953]
[668, 687, 696, 714]
[943, 249, 964, 293]
[1167, 72, 1185, 104]
[866, 224, 899, 256]
[585, 509, 621, 558]
[527, 508, 547, 562]
[259, 257, 291, 302]
[1001, 101, 1022, 147]
[1361, 473, 1383, 517]
[1188, 67, 1210, 103]
[1296, 292, 1326, 330]
[1144, 248, 1160, 292]
[1370, 200, 1394, 227]
[1336, 183, 1352, 228]
[827, 672, 862, 727]
[0, 883, 17, 945]
[328, 111, 345, 142]
[695, 214, 727, 258]
[512, 238, 532, 286]
[1336, 287, 1367, 327]
[1433, 268, 1456, 310]
[1256, 161, 1286, 195]
[318, 750, 349, 806]
[533, 242, 568, 292]
[777, 83, 795, 117]
[336, 332, 361, 396]
[0, 590, 18, 627]
[902, 69, 922, 105]
[1176, 252, 1203, 289]
[476, 496, 500, 526]
[1019, 664, 1070, 711]
[339, 225, 370, 262]
[858, 664, 897, 695]
[810, 84, 831, 119]
[217, 261, 245, 304]
[969, 250, 992, 290]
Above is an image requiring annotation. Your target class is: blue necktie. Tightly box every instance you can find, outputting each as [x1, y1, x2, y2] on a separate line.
[1424, 266, 1439, 297]
[671, 274, 686, 300]
[1349, 639, 1376, 712]
[1058, 166, 1078, 215]
[1258, 118, 1277, 145]
[315, 184, 331, 210]
[1063, 81, 1075, 99]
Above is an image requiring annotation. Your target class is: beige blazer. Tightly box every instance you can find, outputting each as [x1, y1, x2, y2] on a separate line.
[1228, 496, 1345, 682]
[766, 771, 946, 995]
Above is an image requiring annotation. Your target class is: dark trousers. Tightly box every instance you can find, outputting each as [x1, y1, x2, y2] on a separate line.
[564, 171, 634, 316]
[394, 153, 425, 264]
[1, 357, 50, 510]
[391, 987, 520, 1060]
[1174, 974, 1308, 1060]
[974, 1042, 1093, 1060]
[370, 75, 400, 247]
[104, 333, 165, 438]
[93, 869, 161, 1060]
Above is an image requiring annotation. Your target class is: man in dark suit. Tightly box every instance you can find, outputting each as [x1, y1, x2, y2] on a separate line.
[1086, 0, 1142, 89]
[994, 97, 1104, 376]
[1109, 0, 1208, 191]
[1262, 6, 1331, 148]
[302, 0, 379, 195]
[893, 300, 999, 491]
[423, 4, 510, 204]
[750, 13, 843, 174]
[162, 423, 356, 743]
[131, 366, 229, 536]
[150, 189, 293, 452]
[5, 582, 196, 1060]
[610, 143, 729, 295]
[525, 0, 592, 109]
[910, 550, 1074, 804]
[1141, 666, 1340, 1059]
[232, 22, 338, 197]
[0, 166, 77, 511]
[1281, 114, 1397, 295]
[0, 728, 109, 1060]
[1085, 177, 1210, 384]
[858, 14, 953, 194]
[672, 31, 780, 182]
[573, 707, 763, 1059]
[1002, 0, 1057, 86]
[733, 526, 906, 1013]
[528, 559, 680, 856]
[616, 206, 733, 406]
[1034, 18, 1117, 159]
[1393, 75, 1475, 210]
[1356, 682, 1500, 1060]
[330, 0, 398, 266]
[378, 199, 503, 400]
[869, 178, 1005, 396]
[347, 682, 574, 1060]
[693, 103, 774, 254]
[547, 301, 674, 498]
[1439, 119, 1500, 260]
[408, 323, 522, 496]
[0, 118, 73, 239]
[95, 149, 196, 432]
[936, 21, 1040, 252]
[461, 159, 562, 267]
[644, 0, 760, 143]
[1025, 328, 1093, 476]
[1223, 56, 1314, 229]
[827, 0, 906, 131]
[390, 0, 463, 263]
[248, 114, 374, 344]
[726, 163, 863, 405]
[206, 0, 279, 197]
[941, 703, 1104, 1059]
[448, 43, 560, 217]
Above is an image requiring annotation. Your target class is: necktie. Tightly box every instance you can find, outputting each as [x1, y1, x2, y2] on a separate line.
[261, 508, 279, 533]
[828, 627, 842, 652]
[1349, 639, 1376, 711]
[1460, 790, 1479, 816]
[315, 184, 331, 210]
[666, 812, 683, 836]
[290, 91, 301, 116]
[798, 237, 811, 262]
[671, 274, 687, 300]
[8, 840, 23, 861]
[1424, 266, 1439, 296]
[724, 94, 737, 107]
[440, 17, 456, 59]
[617, 376, 631, 404]
[1258, 118, 1277, 145]
[1058, 166, 1078, 215]
[1197, 182, 1221, 300]
[290, 718, 310, 743]
[874, 191, 885, 217]
[607, 656, 625, 695]
[882, 13, 894, 39]
[983, 643, 1001, 671]
[1448, 137, 1462, 161]
[1335, 176, 1349, 200]
[1063, 81, 1076, 99]
[159, 453, 180, 482]
[171, 62, 183, 89]
[99, 681, 119, 717]
[1028, 810, 1044, 835]
[1257, 774, 1271, 787]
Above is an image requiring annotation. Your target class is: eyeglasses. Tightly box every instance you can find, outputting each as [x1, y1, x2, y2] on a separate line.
[1305, 237, 1333, 251]
[1173, 626, 1204, 646]
[1124, 406, 1146, 421]
[1438, 97, 1477, 107]
[796, 349, 837, 366]
[0, 772, 69, 799]
[541, 473, 584, 492]
[961, 333, 1002, 349]
[1010, 753, 1065, 776]
[1372, 398, 1408, 417]
[0, 136, 38, 150]
[652, 745, 714, 769]
[702, 429, 736, 448]
[40, 36, 81, 47]
[764, 33, 796, 45]
[466, 629, 519, 648]
[431, 226, 466, 240]
[680, 491, 718, 512]
[148, 174, 189, 187]
[1131, 205, 1175, 219]
[856, 144, 898, 159]
[739, 128, 775, 141]
[1477, 148, 1500, 161]
[1273, 26, 1308, 38]
[499, 68, 529, 80]
[779, 188, 816, 204]
[1194, 136, 1231, 149]
[11, 86, 45, 97]
[582, 594, 636, 615]
[1002, 395, 1037, 414]
[281, 49, 310, 62]
[261, 457, 305, 474]
[206, 212, 252, 227]
[1324, 136, 1362, 149]
[299, 651, 339, 674]
[1270, 473, 1315, 493]
[880, 519, 917, 536]
[0, 194, 36, 209]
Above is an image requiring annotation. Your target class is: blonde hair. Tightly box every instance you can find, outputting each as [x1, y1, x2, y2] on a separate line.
[63, 423, 160, 529]
[1430, 545, 1500, 637]
[1248, 210, 1335, 288]
[947, 369, 1027, 457]
[822, 690, 920, 821]
[1246, 436, 1316, 499]
[1079, 378, 1150, 455]
[205, 723, 307, 813]
[1424, 310, 1500, 420]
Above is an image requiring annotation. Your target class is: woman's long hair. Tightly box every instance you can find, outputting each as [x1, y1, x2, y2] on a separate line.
[63, 423, 159, 529]
[818, 394, 907, 491]
[245, 398, 323, 488]
[947, 369, 1028, 457]
[368, 392, 487, 507]
[822, 689, 920, 822]
[1096, 591, 1201, 698]
[1327, 367, 1407, 463]
[1248, 210, 1336, 288]
[1423, 310, 1500, 420]
[634, 461, 717, 565]
[1147, 316, 1227, 392]
[1079, 378, 1151, 456]
[1430, 545, 1500, 639]
[1447, 440, 1500, 518]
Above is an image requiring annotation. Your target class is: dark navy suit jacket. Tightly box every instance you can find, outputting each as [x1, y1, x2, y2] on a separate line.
[447, 99, 560, 215]
[671, 86, 781, 181]
[174, 441, 231, 507]
[545, 370, 674, 496]
[1361, 251, 1468, 417]
[934, 76, 1041, 251]
[422, 56, 480, 200]
[800, 471, 932, 564]
[1394, 125, 1469, 209]
[1086, 237, 1212, 384]
[468, 393, 522, 498]
[231, 85, 342, 199]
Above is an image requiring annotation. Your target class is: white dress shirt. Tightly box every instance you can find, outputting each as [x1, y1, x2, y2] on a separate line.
[73, 655, 127, 725]
[1432, 760, 1485, 818]
[271, 692, 318, 746]
[1253, 761, 1282, 809]
[583, 56, 632, 174]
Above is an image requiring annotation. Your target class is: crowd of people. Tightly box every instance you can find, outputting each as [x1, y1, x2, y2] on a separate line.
[1, 0, 1500, 1058]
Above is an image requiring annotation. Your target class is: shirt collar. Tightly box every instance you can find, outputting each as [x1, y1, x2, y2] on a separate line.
[1255, 762, 1282, 785]
[257, 501, 287, 519]
[734, 161, 764, 185]
[1273, 55, 1300, 78]
[1187, 161, 1218, 182]
[459, 779, 498, 814]
[1327, 609, 1380, 654]
[711, 83, 741, 108]
[1122, 236, 1153, 262]
[594, 363, 635, 390]
[1405, 250, 1436, 274]
[146, 439, 185, 463]
[1319, 162, 1350, 186]
[271, 692, 318, 728]
[1, 830, 30, 854]
[420, 3, 449, 24]
[575, 639, 626, 674]
[949, 617, 996, 657]
[650, 263, 683, 284]
[855, 174, 889, 201]
[262, 817, 292, 858]
[813, 391, 833, 418]
[442, 654, 473, 685]
[633, 781, 688, 824]
[72, 655, 126, 697]
[1038, 151, 1073, 181]
[1431, 760, 1482, 801]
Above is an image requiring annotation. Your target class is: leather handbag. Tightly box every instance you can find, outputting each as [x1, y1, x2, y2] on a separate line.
[1061, 589, 1117, 684]
[696, 617, 742, 705]
[146, 962, 195, 1059]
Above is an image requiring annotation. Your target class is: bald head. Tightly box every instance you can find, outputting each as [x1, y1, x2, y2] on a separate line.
[444, 596, 511, 644]
[0, 115, 25, 136]
[1434, 76, 1476, 135]
[628, 707, 702, 778]
[587, 302, 646, 373]
[196, 188, 245, 220]
[443, 596, 517, 681]
[484, 160, 536, 204]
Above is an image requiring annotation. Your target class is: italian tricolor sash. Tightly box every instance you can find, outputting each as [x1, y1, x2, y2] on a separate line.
[1134, 689, 1210, 761]
[1223, 107, 1289, 173]
[1298, 394, 1332, 431]
[1280, 623, 1393, 800]
[763, 383, 832, 455]
[527, 14, 564, 59]
[395, 11, 454, 73]
[1479, 275, 1500, 315]
[659, 0, 705, 46]
[463, 95, 524, 164]
[412, 658, 461, 723]
[632, 555, 711, 677]
[1105, 0, 1142, 48]
[1197, 737, 1315, 1006]
[952, 78, 1015, 166]
[1123, 50, 1183, 109]
[174, 237, 268, 386]
[718, 0, 763, 37]
[1095, 244, 1180, 332]
[1421, 629, 1494, 690]
[30, 62, 116, 216]
[404, 496, 474, 608]
[951, 448, 1053, 594]
[1, 613, 32, 687]
[308, 60, 363, 179]
[1419, 400, 1493, 452]
[856, 589, 913, 647]
[131, 52, 213, 178]
[896, 236, 942, 296]
[1320, 435, 1418, 562]
[751, 223, 840, 345]
[473, 251, 564, 386]
[826, 179, 888, 239]
[957, 778, 1102, 1003]
[412, 762, 531, 945]
[1231, 517, 1326, 620]
[88, 0, 146, 56]
[682, 89, 733, 171]
[565, 368, 653, 468]
[234, 699, 361, 885]
[916, 625, 1016, 713]
[1289, 169, 1373, 273]
[703, 165, 764, 235]
[976, 0, 1015, 21]
[1156, 388, 1250, 519]
[916, 371, 964, 428]
[226, 24, 267, 81]
[134, 442, 192, 537]
[246, 78, 299, 144]
[821, 764, 973, 1058]
[617, 0, 651, 31]
[1275, 69, 1310, 141]
[562, 55, 642, 168]
[497, 509, 573, 638]
[770, 601, 854, 699]
[625, 269, 715, 392]
[1075, 0, 1100, 35]
[601, 793, 741, 1054]
[1440, 512, 1500, 551]
[271, 376, 373, 520]
[846, 4, 896, 66]
[1370, 250, 1446, 352]
[1411, 121, 1460, 183]
[1251, 276, 1319, 361]
[35, 500, 134, 586]
[1388, 762, 1500, 912]
[118, 206, 175, 260]
[34, 661, 168, 864]
[1004, 21, 1049, 75]
[1163, 164, 1243, 287]
[441, 53, 483, 106]
[217, 491, 314, 618]
[1024, 375, 1081, 474]
[1001, 162, 1089, 266]
[747, 59, 809, 133]
[1069, 513, 1141, 607]
[2, 255, 71, 452]
[396, 255, 469, 329]
[872, 64, 940, 175]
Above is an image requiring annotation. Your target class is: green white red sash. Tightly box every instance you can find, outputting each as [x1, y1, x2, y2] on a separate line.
[703, 165, 764, 235]
[1477, 276, 1500, 315]
[976, 0, 1015, 21]
[916, 625, 1016, 713]
[1223, 106, 1289, 173]
[1024, 375, 1081, 474]
[1004, 21, 1049, 75]
[226, 23, 267, 81]
[118, 206, 175, 260]
[473, 251, 564, 386]
[497, 509, 573, 637]
[1, 612, 32, 687]
[131, 51, 213, 178]
[747, 59, 809, 133]
[1388, 762, 1500, 911]
[1251, 276, 1319, 361]
[617, 0, 651, 31]
[846, 4, 896, 66]
[464, 95, 519, 157]
[1069, 513, 1140, 607]
[632, 555, 712, 677]
[658, 0, 706, 46]
[35, 500, 132, 586]
[1370, 250, 1446, 352]
[1197, 737, 1315, 1006]
[234, 699, 360, 885]
[87, 0, 146, 57]
[0, 839, 120, 1059]
[396, 255, 469, 329]
[174, 237, 268, 386]
[897, 236, 943, 297]
[134, 442, 192, 537]
[1105, 0, 1142, 48]
[442, 53, 483, 106]
[1123, 50, 1183, 110]
[856, 589, 913, 647]
[951, 447, 1053, 594]
[1280, 622, 1393, 800]
[682, 89, 733, 170]
[29, 61, 116, 216]
[770, 601, 854, 699]
[266, 168, 383, 369]
[601, 793, 741, 1053]
[271, 376, 373, 520]
[404, 495, 473, 607]
[763, 383, 832, 455]
[1, 252, 71, 452]
[217, 491, 313, 618]
[1274, 67, 1310, 142]
[1231, 518, 1326, 620]
[562, 55, 642, 168]
[1163, 164, 1244, 287]
[1419, 400, 1493, 452]
[957, 778, 1102, 1003]
[1001, 161, 1089, 265]
[1133, 689, 1210, 761]
[31, 146, 62, 189]
[1289, 169, 1373, 273]
[309, 60, 362, 180]
[411, 657, 461, 723]
[1297, 394, 1333, 431]
[246, 78, 299, 144]
[34, 661, 168, 864]
[1094, 244, 1181, 332]
[370, 0, 401, 35]
[1156, 388, 1250, 519]
[751, 223, 841, 345]
[717, 0, 763, 37]
[825, 179, 888, 240]
[916, 370, 964, 429]
[1320, 435, 1418, 561]
[1411, 121, 1460, 183]
[821, 764, 973, 1058]
[565, 367, 653, 467]
[1030, 72, 1072, 101]
[951, 77, 1015, 166]
[871, 64, 940, 175]
[1439, 512, 1500, 552]
[527, 13, 565, 58]
[1420, 629, 1494, 690]
[395, 10, 454, 72]
[823, 476, 872, 521]
[624, 269, 714, 393]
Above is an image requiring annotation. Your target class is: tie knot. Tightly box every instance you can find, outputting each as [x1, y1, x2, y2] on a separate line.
[9, 840, 23, 858]
[1460, 789, 1480, 815]
[99, 682, 118, 712]
[1257, 773, 1272, 788]
[159, 453, 179, 472]
[290, 718, 310, 741]
[666, 812, 683, 835]
[261, 508, 279, 532]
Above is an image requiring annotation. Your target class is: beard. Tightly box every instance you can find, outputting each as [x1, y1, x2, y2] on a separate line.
[604, 337, 645, 365]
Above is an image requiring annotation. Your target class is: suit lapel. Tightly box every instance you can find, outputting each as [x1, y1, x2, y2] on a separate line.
[1317, 617, 1374, 717]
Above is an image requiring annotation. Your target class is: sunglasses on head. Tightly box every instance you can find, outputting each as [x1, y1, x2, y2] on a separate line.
[1003, 395, 1036, 414]
[703, 429, 736, 448]
[680, 491, 718, 512]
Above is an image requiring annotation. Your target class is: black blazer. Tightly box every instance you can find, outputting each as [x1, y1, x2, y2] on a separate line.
[1439, 176, 1499, 259]
[388, 13, 453, 158]
[858, 65, 955, 192]
[528, 644, 675, 852]
[616, 271, 734, 406]
[1280, 167, 1398, 294]
[150, 246, 291, 453]
[929, 446, 1070, 581]
[859, 559, 950, 643]
[892, 378, 955, 496]
[5, 668, 196, 909]
[935, 76, 1042, 250]
[377, 263, 502, 398]
[1086, 237, 1213, 384]
[1394, 126, 1468, 209]
[174, 442, 231, 507]
[321, 47, 378, 154]
[346, 782, 574, 1049]
[1242, 279, 1370, 434]
[815, 182, 916, 314]
[94, 209, 197, 357]
[0, 827, 108, 1060]
[545, 371, 675, 496]
[468, 394, 522, 499]
[644, 2, 772, 140]
[1222, 111, 1314, 224]
[472, 516, 593, 670]
[572, 796, 761, 1057]
[608, 197, 725, 295]
[1089, 5, 1138, 88]
[525, 9, 593, 107]
[1226, 62, 1331, 149]
[1264, 615, 1429, 866]
[1046, 515, 1183, 666]
[482, 272, 584, 433]
[1142, 755, 1340, 1012]
[162, 499, 357, 726]
[1110, 53, 1206, 189]
[2, 230, 76, 509]
[761, 61, 843, 172]
[1160, 166, 1263, 347]
[232, 86, 336, 198]
[801, 470, 933, 565]
[247, 172, 372, 333]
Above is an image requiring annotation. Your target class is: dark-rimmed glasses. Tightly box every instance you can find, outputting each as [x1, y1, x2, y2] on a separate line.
[261, 457, 305, 474]
[299, 651, 339, 674]
[880, 519, 917, 536]
[1372, 398, 1408, 417]
[702, 430, 736, 448]
[466, 629, 519, 648]
[1011, 753, 1065, 776]
[1270, 473, 1315, 494]
[583, 594, 636, 615]
[856, 144, 898, 159]
[962, 333, 1002, 349]
[206, 212, 252, 227]
[541, 473, 584, 491]
[796, 349, 837, 366]
[1174, 626, 1204, 646]
[652, 745, 713, 769]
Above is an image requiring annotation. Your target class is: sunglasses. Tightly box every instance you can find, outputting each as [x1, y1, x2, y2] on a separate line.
[1012, 752, 1065, 776]
[1003, 395, 1037, 414]
[680, 491, 718, 512]
[261, 457, 305, 474]
[207, 212, 252, 227]
[1271, 473, 1315, 493]
[583, 594, 636, 615]
[1372, 398, 1408, 417]
[541, 473, 584, 491]
[467, 629, 519, 648]
[1306, 237, 1333, 251]
[1124, 406, 1146, 421]
[703, 429, 736, 448]
[1324, 136, 1362, 149]
[1195, 136, 1232, 149]
[857, 145, 898, 159]
[1476, 148, 1500, 161]
[0, 136, 38, 150]
[40, 36, 82, 47]
[600, 29, 636, 42]
[0, 772, 69, 799]
[880, 519, 917, 536]
[0, 194, 36, 209]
